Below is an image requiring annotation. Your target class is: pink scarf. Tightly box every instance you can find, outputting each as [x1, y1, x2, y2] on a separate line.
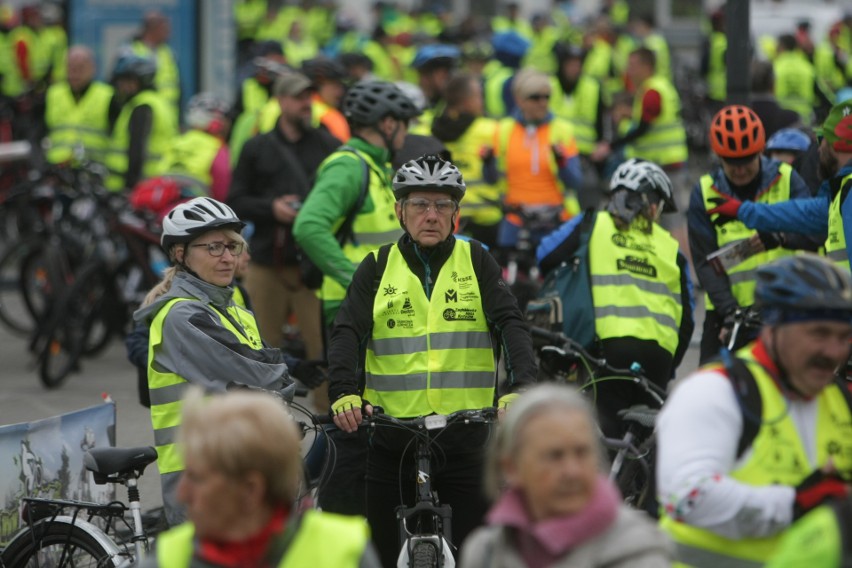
[487, 476, 620, 568]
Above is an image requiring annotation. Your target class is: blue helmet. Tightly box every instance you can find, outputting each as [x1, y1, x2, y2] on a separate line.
[491, 31, 530, 68]
[765, 128, 811, 154]
[755, 254, 852, 324]
[412, 44, 461, 70]
[836, 86, 852, 104]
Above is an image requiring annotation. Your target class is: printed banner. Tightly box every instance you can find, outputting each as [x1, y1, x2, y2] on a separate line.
[0, 402, 116, 547]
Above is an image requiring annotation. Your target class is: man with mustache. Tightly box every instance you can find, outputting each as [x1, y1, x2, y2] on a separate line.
[656, 254, 852, 567]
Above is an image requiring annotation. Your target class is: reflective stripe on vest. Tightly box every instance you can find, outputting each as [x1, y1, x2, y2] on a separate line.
[44, 81, 113, 164]
[588, 212, 682, 354]
[147, 297, 263, 474]
[825, 173, 852, 273]
[318, 149, 404, 303]
[700, 167, 795, 310]
[550, 75, 601, 155]
[105, 90, 177, 191]
[365, 240, 496, 417]
[156, 510, 369, 568]
[159, 129, 224, 188]
[626, 76, 688, 167]
[443, 117, 503, 225]
[660, 344, 852, 567]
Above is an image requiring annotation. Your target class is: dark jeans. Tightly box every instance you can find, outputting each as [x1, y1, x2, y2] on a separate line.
[316, 428, 368, 516]
[366, 424, 491, 568]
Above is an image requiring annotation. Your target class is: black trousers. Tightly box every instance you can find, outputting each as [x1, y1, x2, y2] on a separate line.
[316, 428, 368, 516]
[365, 424, 491, 568]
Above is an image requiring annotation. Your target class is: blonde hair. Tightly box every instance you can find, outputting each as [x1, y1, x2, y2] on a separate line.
[141, 228, 248, 307]
[179, 387, 303, 507]
[484, 385, 605, 500]
[511, 67, 551, 100]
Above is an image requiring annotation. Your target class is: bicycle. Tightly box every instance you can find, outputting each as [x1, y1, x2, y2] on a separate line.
[529, 325, 667, 511]
[0, 446, 159, 568]
[314, 407, 497, 568]
[726, 305, 762, 351]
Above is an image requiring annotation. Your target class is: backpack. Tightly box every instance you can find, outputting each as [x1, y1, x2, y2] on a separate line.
[525, 209, 597, 350]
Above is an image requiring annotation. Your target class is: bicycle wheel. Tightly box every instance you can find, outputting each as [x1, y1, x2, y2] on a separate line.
[409, 540, 439, 568]
[0, 238, 48, 335]
[1, 517, 121, 567]
[615, 436, 657, 514]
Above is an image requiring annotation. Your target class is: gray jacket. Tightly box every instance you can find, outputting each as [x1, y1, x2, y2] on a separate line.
[133, 271, 291, 525]
[459, 506, 674, 568]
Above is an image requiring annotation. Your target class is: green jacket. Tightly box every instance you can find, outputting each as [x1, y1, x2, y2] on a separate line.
[292, 137, 395, 324]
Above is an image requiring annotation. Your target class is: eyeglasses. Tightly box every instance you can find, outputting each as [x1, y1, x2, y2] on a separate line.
[191, 242, 245, 257]
[405, 198, 458, 215]
[526, 93, 551, 101]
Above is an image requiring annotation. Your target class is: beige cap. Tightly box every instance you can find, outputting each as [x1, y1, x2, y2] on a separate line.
[273, 71, 313, 97]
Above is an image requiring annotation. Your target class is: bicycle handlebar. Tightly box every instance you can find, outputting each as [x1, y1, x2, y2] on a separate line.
[312, 407, 499, 430]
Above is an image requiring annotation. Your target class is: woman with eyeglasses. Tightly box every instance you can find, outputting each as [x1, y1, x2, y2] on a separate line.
[134, 197, 306, 527]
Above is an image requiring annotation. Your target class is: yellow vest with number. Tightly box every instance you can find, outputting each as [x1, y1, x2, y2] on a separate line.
[550, 75, 602, 155]
[660, 346, 852, 567]
[44, 81, 113, 164]
[159, 129, 224, 189]
[443, 117, 503, 226]
[700, 166, 795, 310]
[825, 173, 852, 273]
[147, 297, 263, 475]
[589, 212, 682, 355]
[105, 90, 177, 191]
[365, 240, 496, 417]
[626, 76, 688, 167]
[156, 510, 369, 568]
[318, 150, 404, 303]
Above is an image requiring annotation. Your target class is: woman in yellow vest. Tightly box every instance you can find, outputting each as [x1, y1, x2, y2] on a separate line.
[133, 197, 319, 527]
[657, 254, 852, 568]
[328, 155, 536, 568]
[137, 387, 379, 568]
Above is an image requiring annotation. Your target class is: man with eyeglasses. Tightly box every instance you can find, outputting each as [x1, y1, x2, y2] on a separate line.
[688, 105, 819, 363]
[328, 155, 536, 567]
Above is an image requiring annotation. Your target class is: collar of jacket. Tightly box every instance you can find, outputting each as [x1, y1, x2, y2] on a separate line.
[510, 107, 554, 127]
[347, 135, 391, 167]
[171, 270, 234, 309]
[397, 233, 456, 273]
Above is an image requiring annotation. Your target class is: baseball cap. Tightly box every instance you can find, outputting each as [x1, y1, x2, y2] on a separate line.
[816, 101, 852, 152]
[273, 71, 313, 97]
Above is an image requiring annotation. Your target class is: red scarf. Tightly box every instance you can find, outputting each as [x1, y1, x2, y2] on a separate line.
[197, 507, 288, 568]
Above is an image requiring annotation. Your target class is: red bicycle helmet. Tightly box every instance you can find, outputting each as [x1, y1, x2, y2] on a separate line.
[709, 105, 766, 158]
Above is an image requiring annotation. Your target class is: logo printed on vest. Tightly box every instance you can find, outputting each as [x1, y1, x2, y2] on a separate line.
[384, 284, 398, 296]
[616, 256, 658, 278]
[445, 289, 458, 303]
[451, 271, 473, 283]
[443, 308, 476, 321]
[611, 233, 657, 253]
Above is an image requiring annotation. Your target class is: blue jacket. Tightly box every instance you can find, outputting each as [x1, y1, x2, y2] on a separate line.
[687, 156, 816, 315]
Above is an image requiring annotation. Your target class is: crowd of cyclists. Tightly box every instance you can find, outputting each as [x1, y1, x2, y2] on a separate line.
[5, 0, 852, 566]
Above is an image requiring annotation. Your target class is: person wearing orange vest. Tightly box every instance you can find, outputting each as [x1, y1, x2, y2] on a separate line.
[657, 254, 852, 568]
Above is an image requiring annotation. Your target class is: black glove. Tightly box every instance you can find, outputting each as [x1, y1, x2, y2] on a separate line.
[794, 469, 849, 520]
[757, 232, 784, 251]
[291, 359, 328, 389]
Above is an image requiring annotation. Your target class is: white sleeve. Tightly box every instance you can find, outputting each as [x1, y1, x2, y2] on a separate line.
[656, 369, 795, 539]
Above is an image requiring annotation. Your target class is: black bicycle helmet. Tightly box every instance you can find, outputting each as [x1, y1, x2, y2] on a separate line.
[342, 81, 420, 126]
[112, 52, 157, 89]
[301, 56, 347, 83]
[393, 154, 466, 201]
[609, 158, 677, 212]
[755, 254, 852, 323]
[161, 197, 245, 252]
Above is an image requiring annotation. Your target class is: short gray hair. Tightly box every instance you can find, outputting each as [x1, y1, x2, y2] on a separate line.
[484, 385, 605, 500]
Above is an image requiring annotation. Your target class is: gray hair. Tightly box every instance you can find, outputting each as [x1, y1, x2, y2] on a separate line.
[484, 385, 606, 500]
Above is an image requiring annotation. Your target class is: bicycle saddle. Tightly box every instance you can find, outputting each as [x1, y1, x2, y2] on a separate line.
[617, 405, 658, 429]
[84, 446, 158, 483]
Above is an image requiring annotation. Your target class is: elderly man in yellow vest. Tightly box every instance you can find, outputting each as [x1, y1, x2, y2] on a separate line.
[44, 46, 113, 165]
[657, 254, 852, 568]
[328, 155, 536, 568]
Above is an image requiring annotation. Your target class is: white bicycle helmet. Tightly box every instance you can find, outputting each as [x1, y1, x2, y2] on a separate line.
[161, 197, 245, 251]
[609, 158, 677, 212]
[185, 92, 230, 132]
[392, 154, 466, 201]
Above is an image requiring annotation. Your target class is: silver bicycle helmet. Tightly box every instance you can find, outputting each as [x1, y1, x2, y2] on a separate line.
[609, 158, 677, 212]
[161, 197, 245, 251]
[185, 93, 230, 131]
[393, 155, 466, 201]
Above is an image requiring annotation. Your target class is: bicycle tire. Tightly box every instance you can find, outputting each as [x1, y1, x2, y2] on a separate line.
[1, 517, 121, 568]
[615, 435, 657, 513]
[0, 238, 48, 335]
[409, 540, 439, 568]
